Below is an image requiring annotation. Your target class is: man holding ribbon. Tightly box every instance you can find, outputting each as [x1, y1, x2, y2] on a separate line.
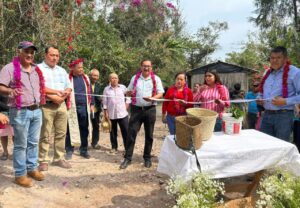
[0, 41, 45, 187]
[120, 60, 164, 169]
[65, 59, 94, 159]
[257, 46, 300, 141]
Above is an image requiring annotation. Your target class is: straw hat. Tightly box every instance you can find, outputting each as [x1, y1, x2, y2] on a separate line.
[101, 116, 111, 132]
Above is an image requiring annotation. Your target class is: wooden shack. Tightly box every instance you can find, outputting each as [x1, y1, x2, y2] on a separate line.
[186, 61, 258, 91]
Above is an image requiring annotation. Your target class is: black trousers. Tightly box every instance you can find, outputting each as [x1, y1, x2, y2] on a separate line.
[91, 111, 101, 146]
[65, 105, 89, 154]
[294, 120, 300, 152]
[125, 105, 156, 161]
[110, 116, 128, 150]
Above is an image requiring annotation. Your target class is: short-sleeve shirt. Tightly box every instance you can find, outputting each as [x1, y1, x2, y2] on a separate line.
[0, 62, 41, 107]
[38, 61, 71, 91]
[127, 74, 164, 106]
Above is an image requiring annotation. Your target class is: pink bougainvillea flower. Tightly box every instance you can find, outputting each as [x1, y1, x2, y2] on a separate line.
[166, 2, 176, 10]
[119, 3, 126, 11]
[132, 0, 142, 7]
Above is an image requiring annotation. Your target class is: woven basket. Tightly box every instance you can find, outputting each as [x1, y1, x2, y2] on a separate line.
[186, 108, 218, 141]
[175, 116, 202, 150]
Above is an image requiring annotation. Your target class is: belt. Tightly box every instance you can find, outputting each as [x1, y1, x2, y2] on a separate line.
[265, 109, 293, 114]
[46, 101, 55, 104]
[132, 105, 155, 111]
[21, 104, 40, 111]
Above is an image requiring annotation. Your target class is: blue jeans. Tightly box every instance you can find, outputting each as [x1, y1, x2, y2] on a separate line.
[166, 114, 176, 135]
[9, 108, 42, 177]
[260, 111, 293, 141]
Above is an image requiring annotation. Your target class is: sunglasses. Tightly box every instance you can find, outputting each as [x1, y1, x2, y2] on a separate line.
[253, 85, 259, 87]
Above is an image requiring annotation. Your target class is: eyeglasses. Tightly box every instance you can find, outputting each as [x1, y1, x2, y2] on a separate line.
[142, 65, 151, 68]
[205, 75, 213, 77]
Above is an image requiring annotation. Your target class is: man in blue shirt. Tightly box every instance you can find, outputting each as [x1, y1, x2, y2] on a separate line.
[245, 81, 260, 129]
[257, 46, 300, 141]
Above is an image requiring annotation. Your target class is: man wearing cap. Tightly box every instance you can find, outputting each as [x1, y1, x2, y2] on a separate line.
[257, 46, 300, 141]
[38, 46, 72, 171]
[0, 41, 46, 187]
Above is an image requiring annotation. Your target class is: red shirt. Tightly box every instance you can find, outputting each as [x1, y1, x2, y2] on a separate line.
[162, 86, 193, 116]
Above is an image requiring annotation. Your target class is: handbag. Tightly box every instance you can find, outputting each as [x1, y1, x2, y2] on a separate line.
[101, 116, 112, 133]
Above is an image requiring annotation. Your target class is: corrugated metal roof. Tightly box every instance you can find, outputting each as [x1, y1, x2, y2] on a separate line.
[186, 61, 258, 75]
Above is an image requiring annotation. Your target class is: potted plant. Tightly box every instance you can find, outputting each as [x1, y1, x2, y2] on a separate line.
[222, 105, 244, 134]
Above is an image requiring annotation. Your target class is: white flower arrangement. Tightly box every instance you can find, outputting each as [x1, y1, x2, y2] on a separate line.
[166, 173, 225, 208]
[256, 171, 300, 208]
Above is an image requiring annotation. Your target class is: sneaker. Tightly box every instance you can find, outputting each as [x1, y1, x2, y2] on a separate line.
[80, 153, 91, 159]
[52, 160, 72, 169]
[65, 151, 73, 160]
[15, 176, 33, 188]
[92, 144, 101, 150]
[38, 163, 48, 171]
[27, 170, 45, 181]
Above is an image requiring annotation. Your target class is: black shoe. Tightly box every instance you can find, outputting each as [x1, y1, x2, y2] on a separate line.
[120, 159, 131, 169]
[144, 160, 152, 168]
[92, 144, 101, 150]
[80, 153, 91, 159]
[65, 151, 73, 160]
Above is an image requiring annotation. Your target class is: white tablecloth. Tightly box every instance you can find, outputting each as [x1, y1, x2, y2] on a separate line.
[157, 129, 300, 179]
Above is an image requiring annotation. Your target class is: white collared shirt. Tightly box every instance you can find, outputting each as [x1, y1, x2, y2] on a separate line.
[127, 74, 164, 106]
[38, 61, 71, 90]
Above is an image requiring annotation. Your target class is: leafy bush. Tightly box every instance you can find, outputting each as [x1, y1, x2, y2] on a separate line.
[256, 171, 300, 208]
[166, 173, 225, 208]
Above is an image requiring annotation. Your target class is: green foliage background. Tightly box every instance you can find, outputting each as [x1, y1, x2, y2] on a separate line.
[0, 0, 227, 87]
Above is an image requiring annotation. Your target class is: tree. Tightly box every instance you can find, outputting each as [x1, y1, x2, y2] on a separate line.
[226, 34, 269, 69]
[251, 0, 300, 65]
[185, 21, 228, 69]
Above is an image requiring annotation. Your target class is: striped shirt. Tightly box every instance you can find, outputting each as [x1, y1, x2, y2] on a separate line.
[38, 61, 71, 91]
[193, 84, 229, 117]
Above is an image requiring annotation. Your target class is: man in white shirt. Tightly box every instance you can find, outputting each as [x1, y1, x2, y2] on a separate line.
[120, 60, 164, 169]
[38, 46, 72, 171]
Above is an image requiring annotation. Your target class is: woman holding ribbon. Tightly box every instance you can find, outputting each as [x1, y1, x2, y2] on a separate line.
[193, 70, 230, 131]
[162, 72, 193, 135]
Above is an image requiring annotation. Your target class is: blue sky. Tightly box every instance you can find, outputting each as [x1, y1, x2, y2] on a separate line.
[179, 0, 258, 60]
